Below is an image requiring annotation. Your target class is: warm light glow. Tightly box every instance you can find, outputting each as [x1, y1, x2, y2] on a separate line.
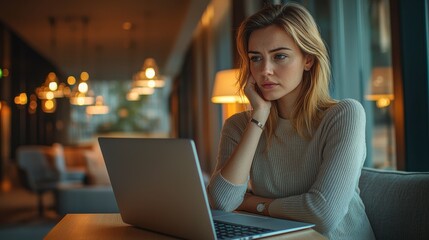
[131, 86, 155, 95]
[46, 91, 54, 100]
[69, 77, 94, 106]
[48, 72, 56, 81]
[36, 72, 64, 99]
[148, 80, 156, 88]
[80, 72, 89, 81]
[42, 99, 56, 113]
[45, 100, 54, 109]
[70, 94, 94, 106]
[145, 67, 156, 79]
[86, 96, 109, 115]
[49, 81, 58, 91]
[366, 67, 394, 107]
[134, 79, 165, 88]
[78, 82, 89, 93]
[67, 76, 76, 85]
[126, 91, 140, 101]
[122, 22, 133, 30]
[211, 69, 249, 103]
[1, 179, 12, 192]
[132, 58, 165, 88]
[19, 93, 28, 105]
[376, 98, 391, 108]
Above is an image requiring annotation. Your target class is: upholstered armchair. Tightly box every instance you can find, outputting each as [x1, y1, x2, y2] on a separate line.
[359, 167, 429, 240]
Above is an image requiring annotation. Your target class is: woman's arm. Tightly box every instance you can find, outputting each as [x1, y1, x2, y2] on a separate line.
[237, 192, 274, 216]
[220, 76, 271, 184]
[220, 112, 266, 184]
[208, 76, 271, 210]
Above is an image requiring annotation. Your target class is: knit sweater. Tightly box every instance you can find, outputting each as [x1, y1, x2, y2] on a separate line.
[207, 99, 375, 239]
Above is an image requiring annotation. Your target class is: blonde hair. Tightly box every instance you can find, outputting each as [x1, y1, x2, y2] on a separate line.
[236, 3, 336, 140]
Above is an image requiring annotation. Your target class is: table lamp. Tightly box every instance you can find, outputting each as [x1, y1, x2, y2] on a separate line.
[211, 69, 249, 121]
[365, 66, 394, 108]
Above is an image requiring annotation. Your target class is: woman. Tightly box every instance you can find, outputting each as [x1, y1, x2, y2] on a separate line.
[207, 3, 375, 239]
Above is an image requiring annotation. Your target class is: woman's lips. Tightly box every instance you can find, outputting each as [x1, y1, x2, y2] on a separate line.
[261, 82, 279, 89]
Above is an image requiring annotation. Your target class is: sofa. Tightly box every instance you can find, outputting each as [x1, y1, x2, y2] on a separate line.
[359, 167, 429, 240]
[55, 142, 119, 214]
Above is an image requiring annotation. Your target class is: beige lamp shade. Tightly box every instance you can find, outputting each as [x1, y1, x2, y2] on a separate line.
[133, 58, 165, 88]
[211, 69, 248, 103]
[86, 96, 109, 115]
[365, 66, 394, 108]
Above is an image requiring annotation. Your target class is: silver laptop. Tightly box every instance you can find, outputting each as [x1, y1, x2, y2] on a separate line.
[98, 137, 314, 240]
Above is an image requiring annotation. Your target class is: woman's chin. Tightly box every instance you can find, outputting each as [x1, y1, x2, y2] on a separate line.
[262, 93, 278, 101]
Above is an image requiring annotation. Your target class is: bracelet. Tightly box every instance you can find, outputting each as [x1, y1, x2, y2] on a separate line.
[250, 118, 264, 130]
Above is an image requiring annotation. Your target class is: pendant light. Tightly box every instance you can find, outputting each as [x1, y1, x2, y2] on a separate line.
[69, 71, 94, 105]
[86, 96, 109, 115]
[133, 58, 165, 88]
[70, 16, 94, 106]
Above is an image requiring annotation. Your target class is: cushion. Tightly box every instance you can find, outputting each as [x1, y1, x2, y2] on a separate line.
[359, 167, 429, 240]
[84, 143, 110, 185]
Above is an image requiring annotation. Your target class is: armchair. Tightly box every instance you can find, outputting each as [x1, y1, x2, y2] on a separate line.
[359, 167, 429, 240]
[16, 146, 59, 216]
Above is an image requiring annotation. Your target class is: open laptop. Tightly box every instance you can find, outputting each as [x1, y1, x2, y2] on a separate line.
[98, 137, 314, 240]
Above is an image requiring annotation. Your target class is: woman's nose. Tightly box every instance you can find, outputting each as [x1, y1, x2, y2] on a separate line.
[261, 60, 274, 76]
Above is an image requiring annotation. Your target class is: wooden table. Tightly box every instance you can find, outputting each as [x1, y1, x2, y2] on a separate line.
[44, 214, 326, 240]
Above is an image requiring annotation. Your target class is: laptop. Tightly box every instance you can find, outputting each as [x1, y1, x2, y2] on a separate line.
[98, 137, 314, 240]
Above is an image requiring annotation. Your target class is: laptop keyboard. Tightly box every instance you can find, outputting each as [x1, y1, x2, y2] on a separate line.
[214, 220, 272, 240]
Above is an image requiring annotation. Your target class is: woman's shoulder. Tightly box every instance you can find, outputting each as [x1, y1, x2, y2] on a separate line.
[323, 98, 365, 122]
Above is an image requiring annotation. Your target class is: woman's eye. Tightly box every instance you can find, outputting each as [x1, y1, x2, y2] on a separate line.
[249, 56, 262, 62]
[274, 54, 287, 60]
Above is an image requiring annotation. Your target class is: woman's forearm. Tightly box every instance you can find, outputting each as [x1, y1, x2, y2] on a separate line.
[220, 111, 268, 185]
[237, 192, 274, 216]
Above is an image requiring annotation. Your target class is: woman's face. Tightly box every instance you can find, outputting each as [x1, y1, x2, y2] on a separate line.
[248, 25, 312, 102]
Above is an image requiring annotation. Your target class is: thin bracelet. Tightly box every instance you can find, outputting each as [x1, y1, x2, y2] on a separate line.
[250, 118, 264, 130]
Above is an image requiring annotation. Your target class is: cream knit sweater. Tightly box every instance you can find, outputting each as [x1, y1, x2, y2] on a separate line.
[207, 99, 375, 240]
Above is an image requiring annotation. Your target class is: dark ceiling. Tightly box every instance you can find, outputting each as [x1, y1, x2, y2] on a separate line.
[0, 0, 210, 81]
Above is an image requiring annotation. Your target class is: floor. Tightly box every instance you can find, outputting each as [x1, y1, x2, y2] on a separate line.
[0, 188, 62, 240]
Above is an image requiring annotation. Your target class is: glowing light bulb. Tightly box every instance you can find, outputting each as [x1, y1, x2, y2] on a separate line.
[78, 82, 89, 93]
[145, 67, 155, 79]
[49, 81, 58, 91]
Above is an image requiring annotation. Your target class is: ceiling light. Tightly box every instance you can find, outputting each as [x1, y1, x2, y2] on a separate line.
[86, 96, 109, 115]
[69, 72, 95, 106]
[133, 58, 165, 88]
[36, 72, 65, 99]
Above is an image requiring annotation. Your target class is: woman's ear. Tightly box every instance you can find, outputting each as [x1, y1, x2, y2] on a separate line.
[304, 55, 315, 71]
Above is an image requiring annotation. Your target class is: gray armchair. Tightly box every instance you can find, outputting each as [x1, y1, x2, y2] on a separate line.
[359, 167, 429, 240]
[16, 146, 59, 216]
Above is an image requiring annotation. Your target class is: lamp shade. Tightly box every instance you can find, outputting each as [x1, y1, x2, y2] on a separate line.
[69, 72, 95, 106]
[365, 66, 394, 108]
[36, 72, 65, 99]
[211, 69, 248, 103]
[133, 58, 165, 88]
[86, 96, 109, 115]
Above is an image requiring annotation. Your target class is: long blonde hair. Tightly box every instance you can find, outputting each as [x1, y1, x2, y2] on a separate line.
[236, 3, 336, 140]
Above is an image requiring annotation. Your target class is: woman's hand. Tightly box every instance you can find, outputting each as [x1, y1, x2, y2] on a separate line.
[237, 192, 273, 216]
[244, 75, 271, 121]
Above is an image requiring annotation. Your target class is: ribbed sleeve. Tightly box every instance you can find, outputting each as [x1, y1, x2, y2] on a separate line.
[207, 99, 375, 240]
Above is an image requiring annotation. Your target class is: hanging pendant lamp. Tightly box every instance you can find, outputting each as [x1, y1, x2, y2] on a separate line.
[69, 71, 95, 106]
[133, 58, 165, 88]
